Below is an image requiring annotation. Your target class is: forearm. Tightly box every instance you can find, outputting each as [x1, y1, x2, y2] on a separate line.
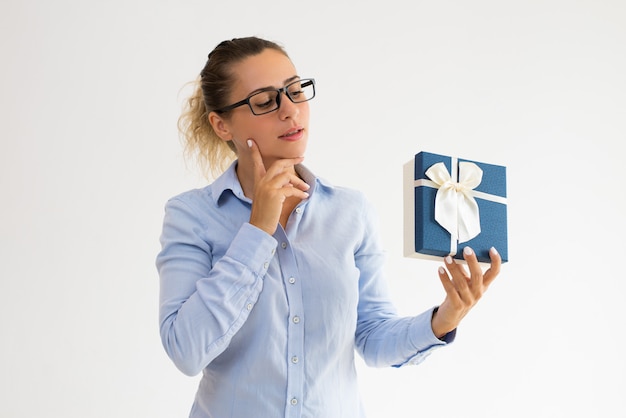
[158, 222, 277, 375]
[356, 308, 452, 368]
[159, 265, 264, 376]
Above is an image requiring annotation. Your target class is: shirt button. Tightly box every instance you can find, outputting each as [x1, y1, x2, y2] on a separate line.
[291, 356, 299, 364]
[292, 316, 300, 324]
[271, 248, 276, 255]
[295, 207, 303, 214]
[263, 262, 269, 269]
[281, 242, 287, 249]
[288, 277, 296, 284]
[247, 303, 253, 311]
[290, 398, 298, 406]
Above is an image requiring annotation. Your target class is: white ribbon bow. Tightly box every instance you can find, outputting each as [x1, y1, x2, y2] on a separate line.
[425, 161, 483, 244]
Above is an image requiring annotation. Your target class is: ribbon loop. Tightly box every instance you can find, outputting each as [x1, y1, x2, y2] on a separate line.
[425, 161, 483, 243]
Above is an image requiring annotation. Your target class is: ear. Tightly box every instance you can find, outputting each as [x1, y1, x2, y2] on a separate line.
[208, 112, 233, 142]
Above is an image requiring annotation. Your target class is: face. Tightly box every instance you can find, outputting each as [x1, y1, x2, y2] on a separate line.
[214, 49, 310, 166]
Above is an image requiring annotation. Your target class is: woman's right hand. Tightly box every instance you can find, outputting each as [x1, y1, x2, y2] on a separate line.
[245, 139, 310, 235]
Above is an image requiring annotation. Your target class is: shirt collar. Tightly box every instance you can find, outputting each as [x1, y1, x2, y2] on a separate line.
[210, 161, 246, 206]
[210, 160, 332, 206]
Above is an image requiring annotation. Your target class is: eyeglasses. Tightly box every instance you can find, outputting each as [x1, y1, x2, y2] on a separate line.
[214, 78, 316, 116]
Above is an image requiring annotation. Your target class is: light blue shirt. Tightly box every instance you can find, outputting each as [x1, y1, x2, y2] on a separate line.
[157, 162, 455, 418]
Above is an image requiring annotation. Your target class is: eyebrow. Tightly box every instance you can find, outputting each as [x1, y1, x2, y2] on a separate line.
[247, 75, 301, 96]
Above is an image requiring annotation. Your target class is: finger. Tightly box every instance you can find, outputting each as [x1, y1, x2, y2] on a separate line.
[437, 266, 461, 302]
[264, 156, 306, 176]
[285, 172, 310, 192]
[262, 170, 309, 193]
[462, 246, 484, 289]
[263, 159, 309, 193]
[444, 255, 470, 293]
[444, 255, 469, 282]
[281, 182, 310, 200]
[243, 139, 267, 181]
[482, 247, 502, 287]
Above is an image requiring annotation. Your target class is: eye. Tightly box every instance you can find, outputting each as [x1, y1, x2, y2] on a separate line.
[289, 89, 304, 98]
[287, 79, 313, 102]
[287, 83, 304, 97]
[250, 91, 276, 110]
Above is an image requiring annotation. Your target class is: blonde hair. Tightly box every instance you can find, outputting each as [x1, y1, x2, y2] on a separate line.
[177, 37, 289, 179]
[177, 77, 236, 179]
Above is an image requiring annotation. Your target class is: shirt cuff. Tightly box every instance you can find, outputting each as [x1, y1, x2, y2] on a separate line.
[400, 307, 456, 367]
[224, 223, 278, 276]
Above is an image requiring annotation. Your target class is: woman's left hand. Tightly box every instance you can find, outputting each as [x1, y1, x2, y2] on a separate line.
[431, 246, 501, 339]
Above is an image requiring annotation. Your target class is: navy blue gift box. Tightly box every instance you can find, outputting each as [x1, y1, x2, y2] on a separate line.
[403, 151, 508, 263]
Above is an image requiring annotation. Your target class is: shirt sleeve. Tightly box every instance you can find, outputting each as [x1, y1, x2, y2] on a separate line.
[353, 197, 455, 368]
[156, 196, 277, 376]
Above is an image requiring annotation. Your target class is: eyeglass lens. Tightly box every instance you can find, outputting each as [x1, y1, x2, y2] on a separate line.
[248, 79, 315, 115]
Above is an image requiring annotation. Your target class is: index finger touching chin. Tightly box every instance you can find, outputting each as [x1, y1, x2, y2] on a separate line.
[244, 138, 264, 165]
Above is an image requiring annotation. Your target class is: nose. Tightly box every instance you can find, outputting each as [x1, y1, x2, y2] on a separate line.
[276, 91, 299, 120]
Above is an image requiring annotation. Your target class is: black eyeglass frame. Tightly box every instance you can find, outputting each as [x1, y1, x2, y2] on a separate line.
[213, 78, 316, 115]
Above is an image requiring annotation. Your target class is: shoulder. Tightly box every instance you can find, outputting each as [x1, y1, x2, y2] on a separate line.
[162, 185, 218, 222]
[315, 176, 371, 209]
[311, 176, 380, 233]
[166, 185, 213, 207]
[298, 164, 367, 207]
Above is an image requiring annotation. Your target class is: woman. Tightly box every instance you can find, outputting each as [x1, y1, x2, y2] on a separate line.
[156, 36, 501, 418]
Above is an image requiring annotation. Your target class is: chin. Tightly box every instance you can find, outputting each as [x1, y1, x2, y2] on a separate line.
[286, 141, 308, 156]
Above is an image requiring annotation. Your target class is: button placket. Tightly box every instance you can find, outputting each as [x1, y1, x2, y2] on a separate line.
[273, 227, 304, 416]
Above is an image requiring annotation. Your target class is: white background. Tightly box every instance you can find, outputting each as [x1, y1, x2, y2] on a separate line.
[1, 1, 625, 417]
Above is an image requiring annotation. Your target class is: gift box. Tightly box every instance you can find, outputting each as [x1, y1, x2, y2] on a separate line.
[403, 151, 508, 263]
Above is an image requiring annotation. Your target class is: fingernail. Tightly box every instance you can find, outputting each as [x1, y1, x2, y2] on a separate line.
[445, 256, 453, 264]
[463, 246, 473, 256]
[490, 247, 498, 256]
[438, 266, 446, 275]
[247, 139, 252, 148]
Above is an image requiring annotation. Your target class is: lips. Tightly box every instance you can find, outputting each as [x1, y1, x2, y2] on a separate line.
[279, 127, 304, 141]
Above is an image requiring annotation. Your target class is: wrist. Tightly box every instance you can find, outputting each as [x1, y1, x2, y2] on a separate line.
[431, 307, 454, 340]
